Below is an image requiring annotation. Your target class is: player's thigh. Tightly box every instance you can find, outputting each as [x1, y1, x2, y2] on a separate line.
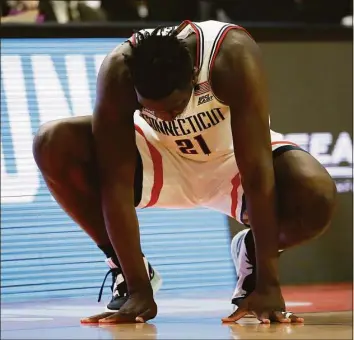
[273, 147, 337, 233]
[35, 116, 144, 206]
[33, 115, 95, 173]
[204, 144, 337, 234]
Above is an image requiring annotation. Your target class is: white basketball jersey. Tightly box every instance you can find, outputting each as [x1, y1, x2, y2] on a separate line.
[133, 20, 251, 162]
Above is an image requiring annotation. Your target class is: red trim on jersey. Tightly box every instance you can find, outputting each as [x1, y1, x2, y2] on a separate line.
[235, 25, 253, 39]
[230, 173, 241, 219]
[209, 25, 253, 76]
[271, 141, 299, 147]
[181, 20, 201, 70]
[230, 140, 298, 218]
[135, 125, 163, 208]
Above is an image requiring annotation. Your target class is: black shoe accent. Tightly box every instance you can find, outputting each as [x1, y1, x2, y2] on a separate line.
[102, 262, 156, 311]
[98, 253, 153, 308]
[231, 297, 244, 307]
[106, 295, 129, 311]
[98, 267, 127, 303]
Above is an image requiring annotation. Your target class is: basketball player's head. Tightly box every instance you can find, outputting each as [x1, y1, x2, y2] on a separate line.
[124, 27, 197, 121]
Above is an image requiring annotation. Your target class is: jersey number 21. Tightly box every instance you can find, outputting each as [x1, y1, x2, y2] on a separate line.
[175, 134, 211, 155]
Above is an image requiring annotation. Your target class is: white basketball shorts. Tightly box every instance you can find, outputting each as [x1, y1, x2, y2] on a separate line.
[135, 126, 300, 225]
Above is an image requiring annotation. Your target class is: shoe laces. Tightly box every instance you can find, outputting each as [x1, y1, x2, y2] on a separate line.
[97, 267, 120, 302]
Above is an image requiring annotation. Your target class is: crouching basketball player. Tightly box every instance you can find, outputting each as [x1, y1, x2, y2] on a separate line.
[32, 20, 337, 324]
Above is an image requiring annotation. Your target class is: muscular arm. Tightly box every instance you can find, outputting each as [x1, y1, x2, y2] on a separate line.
[212, 30, 279, 288]
[92, 46, 151, 294]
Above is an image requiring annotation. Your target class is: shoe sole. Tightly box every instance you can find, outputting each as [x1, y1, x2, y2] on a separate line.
[105, 269, 163, 312]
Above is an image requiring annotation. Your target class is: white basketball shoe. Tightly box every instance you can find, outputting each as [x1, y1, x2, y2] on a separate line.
[98, 255, 162, 312]
[230, 229, 256, 309]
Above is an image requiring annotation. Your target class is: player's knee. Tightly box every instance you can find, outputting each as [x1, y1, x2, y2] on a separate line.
[301, 171, 337, 238]
[33, 120, 79, 175]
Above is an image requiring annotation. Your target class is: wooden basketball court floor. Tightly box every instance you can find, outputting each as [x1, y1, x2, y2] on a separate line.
[1, 283, 352, 339]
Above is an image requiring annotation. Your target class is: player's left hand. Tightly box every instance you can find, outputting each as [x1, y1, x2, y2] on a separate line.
[221, 287, 304, 324]
[81, 291, 157, 324]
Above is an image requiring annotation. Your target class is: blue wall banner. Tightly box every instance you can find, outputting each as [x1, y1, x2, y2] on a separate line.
[1, 36, 352, 300]
[1, 38, 234, 302]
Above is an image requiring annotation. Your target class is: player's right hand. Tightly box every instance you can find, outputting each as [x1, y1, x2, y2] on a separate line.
[222, 287, 304, 324]
[80, 291, 157, 324]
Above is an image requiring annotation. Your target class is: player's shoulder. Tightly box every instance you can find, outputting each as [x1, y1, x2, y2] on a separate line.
[212, 27, 261, 81]
[99, 41, 133, 82]
[95, 41, 138, 116]
[210, 27, 262, 102]
[217, 28, 258, 64]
